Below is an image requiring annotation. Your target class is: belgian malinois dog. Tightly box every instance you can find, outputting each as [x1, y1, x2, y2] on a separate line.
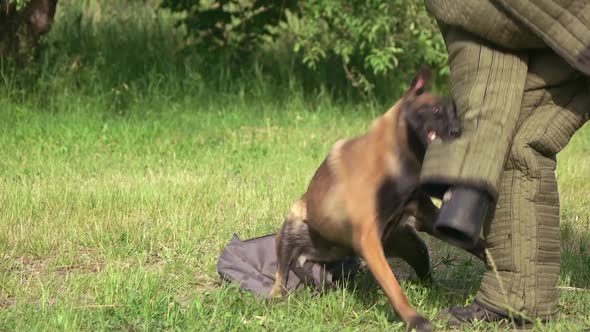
[270, 69, 485, 331]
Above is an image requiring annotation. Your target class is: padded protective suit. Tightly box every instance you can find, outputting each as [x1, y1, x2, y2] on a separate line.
[421, 0, 590, 320]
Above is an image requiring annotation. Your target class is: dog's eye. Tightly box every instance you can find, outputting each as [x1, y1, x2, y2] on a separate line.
[415, 87, 424, 95]
[433, 107, 440, 114]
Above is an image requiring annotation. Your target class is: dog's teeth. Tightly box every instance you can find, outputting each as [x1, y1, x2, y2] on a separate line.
[443, 190, 452, 202]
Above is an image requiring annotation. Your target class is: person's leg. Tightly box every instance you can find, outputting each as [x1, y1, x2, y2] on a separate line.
[477, 81, 590, 320]
[441, 52, 590, 325]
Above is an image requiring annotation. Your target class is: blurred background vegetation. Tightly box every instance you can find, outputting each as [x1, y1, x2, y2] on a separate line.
[1, 0, 449, 107]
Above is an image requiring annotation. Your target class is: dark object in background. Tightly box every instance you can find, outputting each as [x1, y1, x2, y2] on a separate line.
[0, 0, 58, 64]
[216, 234, 361, 299]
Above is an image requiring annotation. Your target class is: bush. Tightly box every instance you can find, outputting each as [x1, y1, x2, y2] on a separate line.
[160, 0, 449, 100]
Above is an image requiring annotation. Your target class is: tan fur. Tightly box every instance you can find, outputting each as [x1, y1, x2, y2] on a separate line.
[287, 199, 306, 222]
[272, 101, 421, 321]
[269, 75, 463, 332]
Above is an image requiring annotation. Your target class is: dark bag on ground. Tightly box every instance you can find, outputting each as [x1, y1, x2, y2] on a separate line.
[216, 233, 361, 298]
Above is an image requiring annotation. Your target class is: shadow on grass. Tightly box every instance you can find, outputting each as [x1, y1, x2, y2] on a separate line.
[306, 229, 589, 324]
[211, 230, 589, 330]
[342, 242, 484, 321]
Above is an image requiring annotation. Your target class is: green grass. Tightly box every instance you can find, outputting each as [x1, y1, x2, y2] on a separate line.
[1, 1, 589, 331]
[1, 96, 589, 331]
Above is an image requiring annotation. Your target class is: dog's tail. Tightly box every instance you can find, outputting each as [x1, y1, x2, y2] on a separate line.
[270, 200, 309, 298]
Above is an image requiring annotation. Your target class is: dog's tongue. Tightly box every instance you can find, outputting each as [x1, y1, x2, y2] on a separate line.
[427, 131, 437, 142]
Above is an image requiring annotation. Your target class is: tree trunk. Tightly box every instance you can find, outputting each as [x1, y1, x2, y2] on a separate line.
[0, 0, 58, 65]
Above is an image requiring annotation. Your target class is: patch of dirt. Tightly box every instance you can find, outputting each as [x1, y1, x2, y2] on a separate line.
[0, 297, 16, 309]
[8, 246, 171, 279]
[9, 256, 52, 276]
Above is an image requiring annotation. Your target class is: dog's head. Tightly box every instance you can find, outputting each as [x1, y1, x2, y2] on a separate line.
[401, 68, 461, 146]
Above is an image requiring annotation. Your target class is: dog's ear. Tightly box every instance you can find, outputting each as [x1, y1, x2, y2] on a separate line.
[407, 67, 430, 94]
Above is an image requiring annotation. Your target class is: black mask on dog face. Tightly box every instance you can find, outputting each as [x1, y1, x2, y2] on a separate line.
[401, 69, 462, 146]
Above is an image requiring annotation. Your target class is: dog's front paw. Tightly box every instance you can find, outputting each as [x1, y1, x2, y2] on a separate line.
[407, 315, 433, 332]
[269, 282, 287, 300]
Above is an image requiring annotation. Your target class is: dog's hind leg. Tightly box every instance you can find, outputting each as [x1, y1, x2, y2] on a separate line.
[383, 223, 431, 282]
[271, 199, 349, 298]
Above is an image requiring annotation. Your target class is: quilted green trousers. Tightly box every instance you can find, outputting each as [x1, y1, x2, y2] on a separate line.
[421, 27, 590, 319]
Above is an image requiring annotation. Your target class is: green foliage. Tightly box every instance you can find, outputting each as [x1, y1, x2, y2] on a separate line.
[5, 0, 31, 10]
[161, 0, 449, 98]
[287, 0, 449, 96]
[2, 0, 383, 112]
[159, 0, 298, 55]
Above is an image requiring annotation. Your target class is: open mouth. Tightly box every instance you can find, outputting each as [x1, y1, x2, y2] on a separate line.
[427, 130, 438, 142]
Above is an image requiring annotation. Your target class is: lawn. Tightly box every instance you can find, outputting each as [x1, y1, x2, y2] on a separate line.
[1, 94, 589, 331]
[1, 1, 589, 331]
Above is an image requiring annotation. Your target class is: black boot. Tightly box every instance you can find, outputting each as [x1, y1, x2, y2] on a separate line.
[433, 186, 494, 250]
[437, 301, 535, 329]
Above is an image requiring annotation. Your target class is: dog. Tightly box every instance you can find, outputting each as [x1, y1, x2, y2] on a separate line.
[269, 68, 486, 331]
